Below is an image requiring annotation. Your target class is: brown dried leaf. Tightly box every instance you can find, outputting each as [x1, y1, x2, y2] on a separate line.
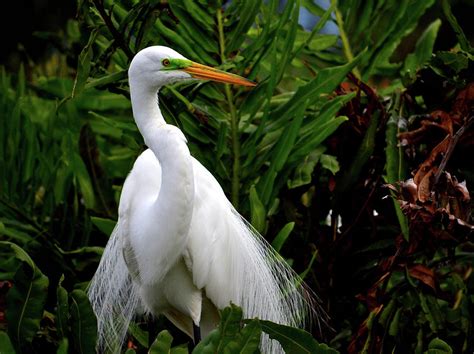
[398, 112, 453, 146]
[408, 264, 436, 290]
[413, 135, 450, 186]
[348, 305, 383, 354]
[430, 110, 453, 135]
[194, 109, 209, 124]
[417, 168, 435, 203]
[454, 180, 470, 202]
[401, 178, 418, 203]
[452, 82, 474, 120]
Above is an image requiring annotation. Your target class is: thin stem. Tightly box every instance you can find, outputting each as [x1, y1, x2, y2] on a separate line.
[434, 115, 474, 185]
[334, 3, 361, 79]
[217, 7, 240, 208]
[217, 6, 226, 61]
[167, 86, 195, 113]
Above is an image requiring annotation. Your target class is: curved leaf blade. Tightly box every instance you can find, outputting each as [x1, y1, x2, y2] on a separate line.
[260, 320, 338, 354]
[69, 289, 97, 354]
[2, 241, 49, 350]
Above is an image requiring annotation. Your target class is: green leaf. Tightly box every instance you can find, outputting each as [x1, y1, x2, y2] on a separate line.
[169, 1, 217, 54]
[227, 0, 263, 53]
[260, 321, 338, 354]
[402, 19, 442, 81]
[56, 275, 69, 339]
[249, 186, 266, 234]
[0, 331, 16, 354]
[308, 35, 339, 52]
[258, 102, 307, 206]
[71, 153, 95, 209]
[90, 217, 117, 237]
[301, 0, 326, 16]
[56, 338, 69, 354]
[154, 18, 214, 64]
[364, 0, 436, 78]
[320, 154, 340, 175]
[72, 30, 97, 98]
[224, 319, 261, 354]
[127, 322, 149, 348]
[149, 330, 173, 353]
[417, 292, 443, 333]
[194, 304, 261, 354]
[388, 308, 401, 336]
[182, 0, 214, 28]
[288, 148, 325, 189]
[269, 53, 363, 126]
[385, 92, 409, 239]
[171, 345, 189, 354]
[69, 289, 98, 354]
[299, 248, 318, 281]
[435, 51, 469, 73]
[425, 338, 453, 354]
[272, 222, 295, 252]
[2, 241, 49, 348]
[441, 0, 473, 53]
[84, 70, 127, 90]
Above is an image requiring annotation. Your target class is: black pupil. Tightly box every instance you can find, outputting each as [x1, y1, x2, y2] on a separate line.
[163, 59, 170, 66]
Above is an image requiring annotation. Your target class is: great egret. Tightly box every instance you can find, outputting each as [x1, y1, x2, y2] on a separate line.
[88, 46, 316, 353]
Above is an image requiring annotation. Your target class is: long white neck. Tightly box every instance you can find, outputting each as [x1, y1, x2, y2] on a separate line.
[129, 79, 166, 142]
[129, 80, 195, 284]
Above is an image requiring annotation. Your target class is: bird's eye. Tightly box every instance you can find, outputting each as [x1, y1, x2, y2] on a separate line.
[162, 59, 170, 67]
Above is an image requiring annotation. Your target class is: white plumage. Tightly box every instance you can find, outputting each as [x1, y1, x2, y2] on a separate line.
[88, 46, 315, 353]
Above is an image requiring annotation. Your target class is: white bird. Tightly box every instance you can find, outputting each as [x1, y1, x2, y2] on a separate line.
[88, 46, 316, 353]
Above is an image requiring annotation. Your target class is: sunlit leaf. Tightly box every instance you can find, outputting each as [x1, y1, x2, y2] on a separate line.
[149, 330, 173, 353]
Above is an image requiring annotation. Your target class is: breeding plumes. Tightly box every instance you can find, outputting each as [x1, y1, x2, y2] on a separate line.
[88, 46, 317, 353]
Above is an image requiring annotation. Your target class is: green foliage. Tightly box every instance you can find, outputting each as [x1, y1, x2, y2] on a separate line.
[2, 242, 49, 352]
[149, 330, 173, 353]
[194, 305, 261, 354]
[194, 304, 336, 354]
[0, 0, 473, 353]
[0, 331, 15, 354]
[69, 289, 98, 354]
[260, 320, 338, 354]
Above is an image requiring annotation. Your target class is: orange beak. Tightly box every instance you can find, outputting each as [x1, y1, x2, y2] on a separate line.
[183, 62, 256, 87]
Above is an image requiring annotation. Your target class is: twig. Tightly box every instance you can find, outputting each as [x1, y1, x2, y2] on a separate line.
[434, 115, 474, 184]
[334, 2, 361, 79]
[346, 72, 384, 113]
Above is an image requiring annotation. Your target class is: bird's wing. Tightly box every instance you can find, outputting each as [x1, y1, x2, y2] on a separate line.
[186, 157, 315, 353]
[88, 149, 162, 352]
[120, 149, 162, 284]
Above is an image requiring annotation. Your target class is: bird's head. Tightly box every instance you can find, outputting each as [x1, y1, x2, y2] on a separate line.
[129, 46, 256, 90]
